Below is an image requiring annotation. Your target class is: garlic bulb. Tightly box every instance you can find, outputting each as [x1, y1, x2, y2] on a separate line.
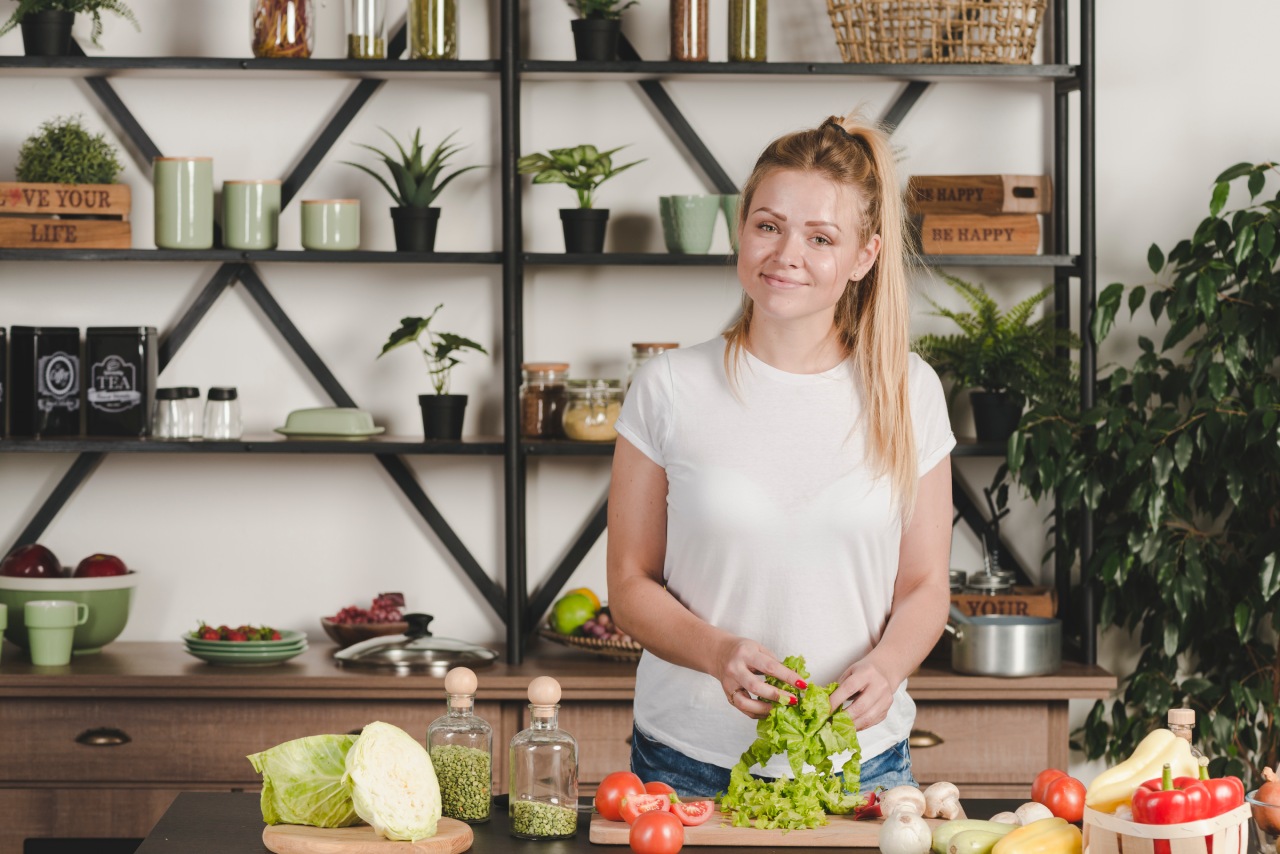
[878, 807, 933, 854]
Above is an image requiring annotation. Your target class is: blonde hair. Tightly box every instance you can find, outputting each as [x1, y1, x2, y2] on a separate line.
[723, 112, 919, 520]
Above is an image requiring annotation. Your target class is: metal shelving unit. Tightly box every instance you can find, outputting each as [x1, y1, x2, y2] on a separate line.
[0, 0, 1095, 665]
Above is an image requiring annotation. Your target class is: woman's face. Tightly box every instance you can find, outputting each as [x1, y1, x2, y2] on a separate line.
[736, 168, 880, 329]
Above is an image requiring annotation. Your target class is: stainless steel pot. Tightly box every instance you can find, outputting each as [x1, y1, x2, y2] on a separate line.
[944, 614, 1062, 677]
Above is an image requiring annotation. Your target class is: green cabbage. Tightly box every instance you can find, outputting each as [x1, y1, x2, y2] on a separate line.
[343, 721, 441, 841]
[247, 733, 360, 828]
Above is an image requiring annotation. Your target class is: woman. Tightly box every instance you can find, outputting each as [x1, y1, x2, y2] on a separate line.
[606, 113, 955, 797]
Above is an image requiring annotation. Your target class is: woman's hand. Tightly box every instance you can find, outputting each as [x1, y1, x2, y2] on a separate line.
[717, 636, 803, 720]
[831, 660, 894, 729]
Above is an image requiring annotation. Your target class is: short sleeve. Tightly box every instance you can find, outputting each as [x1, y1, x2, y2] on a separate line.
[614, 353, 673, 467]
[909, 354, 956, 475]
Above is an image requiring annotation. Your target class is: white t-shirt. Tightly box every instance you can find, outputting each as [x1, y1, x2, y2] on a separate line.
[613, 336, 955, 776]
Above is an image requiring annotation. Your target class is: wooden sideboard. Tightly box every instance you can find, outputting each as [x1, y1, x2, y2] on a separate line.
[0, 642, 1115, 853]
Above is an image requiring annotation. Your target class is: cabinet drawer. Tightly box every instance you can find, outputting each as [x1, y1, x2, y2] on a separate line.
[909, 701, 1052, 787]
[0, 699, 503, 785]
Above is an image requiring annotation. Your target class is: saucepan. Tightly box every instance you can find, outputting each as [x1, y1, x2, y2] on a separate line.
[944, 607, 1062, 677]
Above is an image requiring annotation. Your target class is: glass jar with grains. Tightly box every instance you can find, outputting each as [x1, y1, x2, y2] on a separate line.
[519, 362, 569, 439]
[251, 0, 314, 58]
[509, 676, 577, 839]
[626, 342, 677, 391]
[561, 379, 623, 442]
[427, 667, 493, 823]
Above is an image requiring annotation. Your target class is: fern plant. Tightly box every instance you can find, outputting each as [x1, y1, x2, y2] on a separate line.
[345, 129, 482, 209]
[914, 273, 1079, 412]
[0, 0, 140, 47]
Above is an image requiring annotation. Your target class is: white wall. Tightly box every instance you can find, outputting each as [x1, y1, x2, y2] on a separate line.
[1, 0, 1269, 774]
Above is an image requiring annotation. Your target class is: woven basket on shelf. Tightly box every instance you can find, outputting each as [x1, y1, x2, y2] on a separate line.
[538, 628, 643, 663]
[826, 0, 1048, 64]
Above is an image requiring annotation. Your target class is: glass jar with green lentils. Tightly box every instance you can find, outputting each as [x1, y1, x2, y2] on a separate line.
[427, 667, 493, 823]
[509, 676, 578, 839]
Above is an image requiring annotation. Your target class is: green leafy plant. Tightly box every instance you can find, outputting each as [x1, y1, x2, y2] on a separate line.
[0, 0, 140, 47]
[566, 0, 637, 20]
[15, 114, 124, 184]
[345, 129, 482, 209]
[1008, 161, 1280, 785]
[516, 144, 643, 209]
[914, 272, 1080, 412]
[378, 304, 488, 395]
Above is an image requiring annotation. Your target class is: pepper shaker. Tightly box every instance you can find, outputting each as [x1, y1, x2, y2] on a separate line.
[203, 387, 242, 440]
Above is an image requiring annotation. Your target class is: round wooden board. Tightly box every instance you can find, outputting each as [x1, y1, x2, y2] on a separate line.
[263, 818, 473, 854]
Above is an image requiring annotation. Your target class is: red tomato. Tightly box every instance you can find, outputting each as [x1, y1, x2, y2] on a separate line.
[670, 800, 714, 826]
[1031, 768, 1069, 804]
[1042, 774, 1087, 823]
[596, 771, 647, 822]
[645, 781, 677, 796]
[630, 810, 684, 854]
[621, 793, 673, 824]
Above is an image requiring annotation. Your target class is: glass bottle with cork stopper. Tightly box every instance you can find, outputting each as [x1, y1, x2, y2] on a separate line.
[509, 676, 578, 839]
[427, 666, 493, 823]
[1168, 708, 1206, 763]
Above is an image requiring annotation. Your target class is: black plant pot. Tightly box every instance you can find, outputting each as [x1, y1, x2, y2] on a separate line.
[419, 393, 467, 440]
[390, 206, 440, 252]
[20, 10, 75, 57]
[971, 391, 1023, 442]
[571, 17, 621, 62]
[560, 208, 609, 254]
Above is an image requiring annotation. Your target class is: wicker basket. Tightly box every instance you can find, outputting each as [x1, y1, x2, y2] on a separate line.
[826, 0, 1048, 64]
[538, 628, 643, 663]
[1083, 804, 1251, 854]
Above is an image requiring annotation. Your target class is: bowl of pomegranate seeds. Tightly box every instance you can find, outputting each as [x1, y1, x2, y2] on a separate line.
[321, 592, 409, 648]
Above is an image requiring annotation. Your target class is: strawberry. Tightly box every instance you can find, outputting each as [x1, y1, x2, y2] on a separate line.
[226, 630, 248, 642]
[199, 627, 220, 641]
[269, 630, 282, 640]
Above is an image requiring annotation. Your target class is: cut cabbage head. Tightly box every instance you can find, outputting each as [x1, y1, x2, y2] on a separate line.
[247, 733, 360, 828]
[343, 721, 442, 841]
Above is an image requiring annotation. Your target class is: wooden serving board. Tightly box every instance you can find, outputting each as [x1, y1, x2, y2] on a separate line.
[262, 818, 473, 854]
[589, 812, 944, 847]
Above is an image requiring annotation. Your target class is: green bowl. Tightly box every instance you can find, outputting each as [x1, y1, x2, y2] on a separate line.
[0, 572, 139, 655]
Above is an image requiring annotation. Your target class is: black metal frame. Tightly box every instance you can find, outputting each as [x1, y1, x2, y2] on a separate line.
[0, 0, 1095, 666]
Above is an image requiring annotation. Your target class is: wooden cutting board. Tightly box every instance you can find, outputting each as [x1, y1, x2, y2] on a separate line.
[589, 811, 944, 847]
[262, 818, 473, 854]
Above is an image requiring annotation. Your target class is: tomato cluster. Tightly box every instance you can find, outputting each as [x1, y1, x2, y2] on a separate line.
[593, 770, 716, 854]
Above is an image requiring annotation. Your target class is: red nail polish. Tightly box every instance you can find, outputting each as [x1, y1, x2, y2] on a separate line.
[788, 695, 797, 706]
[795, 680, 808, 690]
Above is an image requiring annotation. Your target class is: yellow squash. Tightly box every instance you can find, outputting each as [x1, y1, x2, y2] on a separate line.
[1083, 728, 1200, 813]
[991, 818, 1082, 854]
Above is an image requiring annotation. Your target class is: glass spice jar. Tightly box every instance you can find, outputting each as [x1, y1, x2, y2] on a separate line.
[626, 342, 677, 391]
[409, 0, 458, 60]
[520, 362, 569, 439]
[728, 0, 767, 62]
[251, 0, 314, 59]
[427, 667, 493, 824]
[509, 676, 578, 840]
[561, 380, 623, 443]
[965, 572, 1013, 596]
[346, 0, 387, 59]
[670, 0, 707, 61]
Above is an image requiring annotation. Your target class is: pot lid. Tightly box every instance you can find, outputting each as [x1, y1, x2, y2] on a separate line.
[334, 613, 498, 675]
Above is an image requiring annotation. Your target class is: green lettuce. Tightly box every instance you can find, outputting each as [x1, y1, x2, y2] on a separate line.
[719, 655, 865, 830]
[247, 733, 361, 828]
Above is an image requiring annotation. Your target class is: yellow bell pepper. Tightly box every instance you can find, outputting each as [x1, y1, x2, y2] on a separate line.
[991, 818, 1082, 854]
[1084, 728, 1200, 813]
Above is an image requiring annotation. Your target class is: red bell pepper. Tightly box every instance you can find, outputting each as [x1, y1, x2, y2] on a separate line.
[1133, 764, 1212, 854]
[1192, 764, 1246, 817]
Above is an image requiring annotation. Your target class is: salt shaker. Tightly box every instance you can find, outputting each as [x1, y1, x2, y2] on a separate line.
[427, 667, 493, 823]
[152, 388, 184, 439]
[178, 387, 202, 439]
[203, 387, 242, 440]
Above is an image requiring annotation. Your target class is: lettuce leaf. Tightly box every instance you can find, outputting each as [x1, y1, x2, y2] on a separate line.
[247, 733, 361, 828]
[719, 655, 865, 830]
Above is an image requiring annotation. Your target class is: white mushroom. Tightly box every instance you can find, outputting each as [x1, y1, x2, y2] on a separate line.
[990, 811, 1021, 825]
[878, 806, 934, 854]
[923, 781, 966, 820]
[1014, 802, 1054, 825]
[879, 785, 927, 817]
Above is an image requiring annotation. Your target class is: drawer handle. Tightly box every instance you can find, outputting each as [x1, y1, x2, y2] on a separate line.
[76, 727, 131, 747]
[908, 729, 944, 749]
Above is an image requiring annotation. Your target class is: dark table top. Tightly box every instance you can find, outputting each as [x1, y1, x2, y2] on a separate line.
[136, 793, 1023, 854]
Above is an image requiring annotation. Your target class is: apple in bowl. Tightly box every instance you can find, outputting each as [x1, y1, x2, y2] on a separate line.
[73, 554, 129, 578]
[0, 544, 63, 578]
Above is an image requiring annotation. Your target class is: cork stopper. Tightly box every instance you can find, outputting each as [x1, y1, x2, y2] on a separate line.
[1168, 708, 1196, 727]
[445, 667, 477, 708]
[528, 675, 561, 706]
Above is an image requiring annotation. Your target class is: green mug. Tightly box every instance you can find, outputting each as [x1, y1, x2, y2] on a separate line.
[25, 599, 89, 667]
[720, 193, 741, 252]
[223, 180, 282, 250]
[154, 157, 214, 250]
[660, 195, 720, 254]
[301, 199, 360, 251]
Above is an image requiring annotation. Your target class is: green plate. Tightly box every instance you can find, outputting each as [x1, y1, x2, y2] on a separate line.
[184, 644, 307, 666]
[181, 629, 306, 648]
[184, 640, 307, 656]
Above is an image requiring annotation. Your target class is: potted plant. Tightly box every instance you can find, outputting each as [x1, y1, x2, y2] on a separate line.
[914, 272, 1078, 442]
[516, 144, 643, 254]
[344, 128, 482, 253]
[378, 304, 488, 440]
[0, 0, 139, 57]
[566, 0, 637, 62]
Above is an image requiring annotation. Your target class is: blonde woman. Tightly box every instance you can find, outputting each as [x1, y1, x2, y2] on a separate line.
[607, 114, 955, 796]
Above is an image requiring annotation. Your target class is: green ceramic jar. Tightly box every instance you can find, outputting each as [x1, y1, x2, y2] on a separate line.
[154, 157, 214, 250]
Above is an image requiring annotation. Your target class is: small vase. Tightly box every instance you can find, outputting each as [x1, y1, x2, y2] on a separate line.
[559, 209, 609, 254]
[390, 206, 440, 252]
[19, 10, 74, 57]
[571, 17, 621, 62]
[419, 393, 467, 440]
[409, 0, 457, 60]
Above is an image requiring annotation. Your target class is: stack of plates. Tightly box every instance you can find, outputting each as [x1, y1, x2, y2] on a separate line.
[182, 629, 308, 666]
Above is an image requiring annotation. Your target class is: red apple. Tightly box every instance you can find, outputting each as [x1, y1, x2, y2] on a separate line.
[73, 553, 128, 577]
[0, 544, 63, 578]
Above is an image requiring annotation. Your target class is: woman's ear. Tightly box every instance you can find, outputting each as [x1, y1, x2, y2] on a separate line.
[852, 233, 882, 281]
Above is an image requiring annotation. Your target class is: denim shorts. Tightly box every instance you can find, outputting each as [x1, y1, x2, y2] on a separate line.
[630, 723, 917, 799]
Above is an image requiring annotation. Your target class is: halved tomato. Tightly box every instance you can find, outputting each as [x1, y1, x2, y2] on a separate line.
[595, 771, 646, 822]
[670, 800, 714, 827]
[644, 781, 677, 796]
[620, 793, 673, 825]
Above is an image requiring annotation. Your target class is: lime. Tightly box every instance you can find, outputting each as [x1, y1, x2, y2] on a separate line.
[551, 593, 596, 635]
[568, 587, 601, 611]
